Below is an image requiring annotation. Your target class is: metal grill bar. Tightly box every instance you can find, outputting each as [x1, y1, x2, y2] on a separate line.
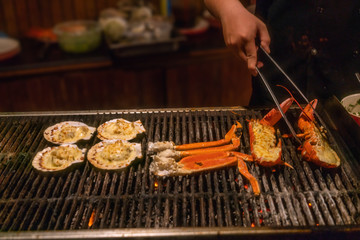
[0, 107, 359, 236]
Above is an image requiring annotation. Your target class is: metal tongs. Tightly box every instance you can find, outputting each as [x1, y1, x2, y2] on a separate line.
[256, 46, 327, 144]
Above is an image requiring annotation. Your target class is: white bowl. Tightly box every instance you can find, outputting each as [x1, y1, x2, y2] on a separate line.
[341, 93, 360, 126]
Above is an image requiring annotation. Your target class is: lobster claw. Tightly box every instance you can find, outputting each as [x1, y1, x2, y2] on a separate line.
[260, 97, 294, 126]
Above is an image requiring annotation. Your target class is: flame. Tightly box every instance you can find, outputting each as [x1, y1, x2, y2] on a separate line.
[308, 203, 312, 207]
[251, 223, 255, 227]
[316, 223, 319, 226]
[154, 180, 159, 189]
[272, 169, 276, 172]
[244, 184, 248, 190]
[88, 209, 95, 227]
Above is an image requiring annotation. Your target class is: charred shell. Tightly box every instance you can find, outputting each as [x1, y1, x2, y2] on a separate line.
[44, 121, 96, 144]
[32, 144, 86, 174]
[87, 140, 142, 171]
[97, 118, 145, 141]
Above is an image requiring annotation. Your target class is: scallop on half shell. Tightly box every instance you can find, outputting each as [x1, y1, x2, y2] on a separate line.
[32, 144, 86, 173]
[87, 140, 142, 170]
[97, 118, 145, 141]
[44, 121, 96, 144]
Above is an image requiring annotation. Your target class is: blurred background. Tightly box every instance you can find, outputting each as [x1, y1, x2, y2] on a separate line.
[0, 0, 253, 112]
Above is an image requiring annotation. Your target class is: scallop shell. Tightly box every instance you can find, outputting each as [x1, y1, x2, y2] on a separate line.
[44, 121, 96, 144]
[97, 118, 145, 141]
[87, 140, 142, 170]
[32, 144, 86, 173]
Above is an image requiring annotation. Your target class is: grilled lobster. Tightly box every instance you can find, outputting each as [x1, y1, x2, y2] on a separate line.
[149, 122, 261, 195]
[296, 99, 340, 168]
[248, 97, 294, 169]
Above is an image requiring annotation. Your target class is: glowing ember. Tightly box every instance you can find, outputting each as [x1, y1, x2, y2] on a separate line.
[251, 223, 255, 227]
[244, 184, 248, 190]
[272, 169, 276, 172]
[259, 218, 263, 224]
[154, 181, 159, 189]
[308, 203, 312, 207]
[316, 223, 319, 226]
[88, 210, 95, 227]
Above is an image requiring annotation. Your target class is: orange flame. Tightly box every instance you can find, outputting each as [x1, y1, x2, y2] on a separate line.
[244, 184, 248, 190]
[88, 209, 95, 227]
[154, 180, 159, 189]
[251, 223, 255, 227]
[308, 203, 312, 207]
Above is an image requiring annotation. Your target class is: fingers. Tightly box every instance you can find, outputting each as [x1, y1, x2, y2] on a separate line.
[244, 40, 258, 76]
[258, 22, 271, 53]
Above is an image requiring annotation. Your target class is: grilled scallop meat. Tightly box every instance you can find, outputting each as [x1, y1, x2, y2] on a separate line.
[44, 121, 96, 144]
[32, 144, 86, 173]
[87, 140, 142, 170]
[97, 118, 145, 141]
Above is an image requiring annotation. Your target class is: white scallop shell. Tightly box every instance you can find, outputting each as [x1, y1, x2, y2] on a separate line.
[87, 140, 142, 170]
[44, 121, 96, 144]
[32, 144, 86, 172]
[97, 118, 145, 141]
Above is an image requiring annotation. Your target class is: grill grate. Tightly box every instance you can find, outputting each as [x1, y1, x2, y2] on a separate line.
[0, 109, 360, 232]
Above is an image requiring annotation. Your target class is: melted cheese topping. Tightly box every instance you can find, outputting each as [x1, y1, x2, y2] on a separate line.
[251, 120, 281, 162]
[98, 119, 145, 141]
[96, 141, 136, 167]
[312, 125, 340, 167]
[44, 121, 95, 144]
[104, 120, 135, 139]
[38, 145, 83, 170]
[88, 140, 142, 170]
[54, 125, 90, 143]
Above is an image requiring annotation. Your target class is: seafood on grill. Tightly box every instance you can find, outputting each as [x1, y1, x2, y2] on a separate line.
[97, 118, 145, 141]
[87, 140, 142, 170]
[149, 122, 261, 195]
[295, 99, 340, 168]
[148, 122, 242, 156]
[248, 97, 294, 169]
[44, 121, 96, 144]
[32, 144, 86, 173]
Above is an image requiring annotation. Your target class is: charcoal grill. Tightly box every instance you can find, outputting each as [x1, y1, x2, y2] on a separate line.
[1, 97, 360, 240]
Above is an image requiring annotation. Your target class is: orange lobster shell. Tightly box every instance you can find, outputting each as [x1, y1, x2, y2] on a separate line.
[297, 99, 340, 168]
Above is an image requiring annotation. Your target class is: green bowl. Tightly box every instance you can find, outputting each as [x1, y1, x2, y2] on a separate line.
[54, 20, 101, 53]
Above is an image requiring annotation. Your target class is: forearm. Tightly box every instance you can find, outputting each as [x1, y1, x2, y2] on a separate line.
[204, 0, 248, 22]
[204, 0, 270, 76]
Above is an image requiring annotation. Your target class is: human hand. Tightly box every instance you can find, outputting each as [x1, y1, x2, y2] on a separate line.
[218, 1, 270, 76]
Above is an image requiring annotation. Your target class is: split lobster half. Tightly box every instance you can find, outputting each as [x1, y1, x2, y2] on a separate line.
[149, 122, 261, 195]
[248, 97, 294, 169]
[296, 99, 340, 168]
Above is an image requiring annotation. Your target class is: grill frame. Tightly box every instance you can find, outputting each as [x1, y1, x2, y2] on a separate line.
[1, 100, 360, 239]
